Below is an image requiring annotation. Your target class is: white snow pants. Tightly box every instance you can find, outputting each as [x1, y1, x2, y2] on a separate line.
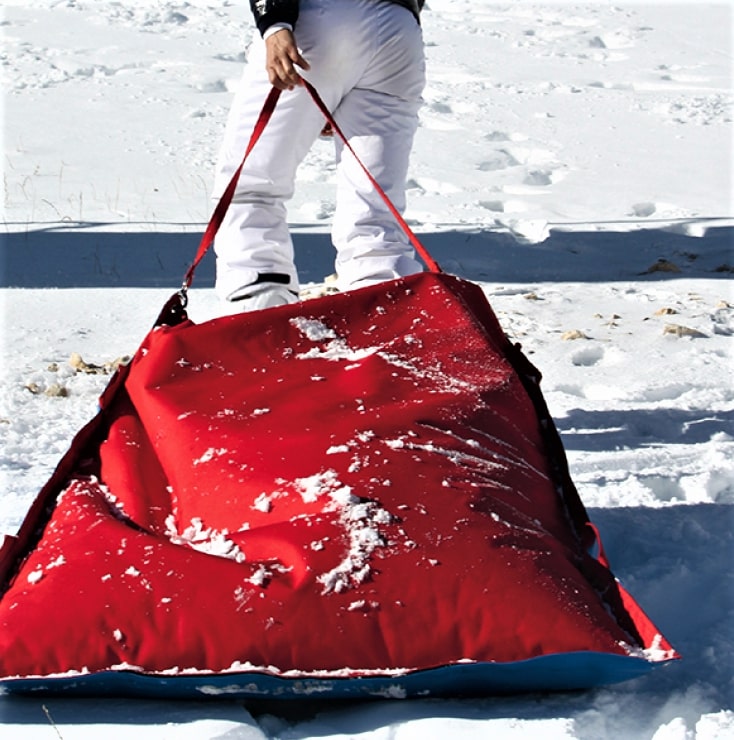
[212, 0, 426, 300]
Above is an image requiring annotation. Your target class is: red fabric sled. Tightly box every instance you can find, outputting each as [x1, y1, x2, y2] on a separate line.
[0, 85, 678, 697]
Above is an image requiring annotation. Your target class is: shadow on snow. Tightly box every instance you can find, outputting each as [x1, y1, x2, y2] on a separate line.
[1, 224, 732, 289]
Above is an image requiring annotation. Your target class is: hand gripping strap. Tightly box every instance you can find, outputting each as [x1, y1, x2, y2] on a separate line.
[182, 82, 440, 292]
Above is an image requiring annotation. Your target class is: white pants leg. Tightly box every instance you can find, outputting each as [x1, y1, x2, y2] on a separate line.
[212, 38, 324, 301]
[213, 0, 425, 301]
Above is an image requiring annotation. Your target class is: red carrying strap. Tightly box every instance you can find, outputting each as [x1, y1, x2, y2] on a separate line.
[302, 81, 441, 274]
[182, 82, 441, 293]
[182, 85, 282, 291]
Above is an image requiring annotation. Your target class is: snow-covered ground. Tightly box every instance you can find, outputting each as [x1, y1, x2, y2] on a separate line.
[1, 1, 732, 737]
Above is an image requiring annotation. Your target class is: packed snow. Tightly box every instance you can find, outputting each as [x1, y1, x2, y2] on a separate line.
[1, 0, 732, 737]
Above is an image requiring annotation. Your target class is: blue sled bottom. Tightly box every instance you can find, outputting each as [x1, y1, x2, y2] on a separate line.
[0, 652, 675, 700]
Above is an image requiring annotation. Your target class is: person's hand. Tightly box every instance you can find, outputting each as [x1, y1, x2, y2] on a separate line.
[265, 29, 310, 90]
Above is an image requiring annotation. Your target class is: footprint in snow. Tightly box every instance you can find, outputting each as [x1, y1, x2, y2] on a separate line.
[571, 345, 605, 367]
[477, 150, 520, 172]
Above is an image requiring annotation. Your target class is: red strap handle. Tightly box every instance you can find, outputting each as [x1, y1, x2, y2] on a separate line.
[182, 82, 440, 293]
[182, 85, 282, 291]
[302, 81, 441, 274]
